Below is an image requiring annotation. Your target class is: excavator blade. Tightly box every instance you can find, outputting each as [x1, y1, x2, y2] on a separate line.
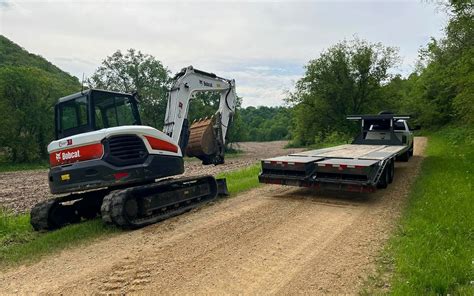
[216, 178, 229, 196]
[186, 117, 219, 162]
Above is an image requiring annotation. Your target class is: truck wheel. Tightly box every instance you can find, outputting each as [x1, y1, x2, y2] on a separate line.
[388, 160, 395, 184]
[409, 144, 414, 157]
[377, 167, 389, 189]
[398, 151, 409, 162]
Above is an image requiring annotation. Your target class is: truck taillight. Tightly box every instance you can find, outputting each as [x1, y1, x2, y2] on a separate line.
[49, 143, 104, 167]
[144, 136, 178, 153]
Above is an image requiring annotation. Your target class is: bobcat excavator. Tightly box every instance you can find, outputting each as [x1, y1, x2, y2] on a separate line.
[30, 66, 237, 230]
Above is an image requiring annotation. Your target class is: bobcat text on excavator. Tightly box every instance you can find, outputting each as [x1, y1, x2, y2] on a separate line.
[31, 66, 237, 230]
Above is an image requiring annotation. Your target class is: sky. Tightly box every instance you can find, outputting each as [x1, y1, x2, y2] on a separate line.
[0, 0, 447, 107]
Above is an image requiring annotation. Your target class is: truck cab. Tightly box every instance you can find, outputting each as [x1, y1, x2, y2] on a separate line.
[366, 118, 414, 156]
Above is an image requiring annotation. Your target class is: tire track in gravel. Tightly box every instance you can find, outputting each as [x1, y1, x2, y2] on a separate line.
[0, 138, 426, 295]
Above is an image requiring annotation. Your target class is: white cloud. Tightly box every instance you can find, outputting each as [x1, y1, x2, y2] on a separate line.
[0, 0, 446, 106]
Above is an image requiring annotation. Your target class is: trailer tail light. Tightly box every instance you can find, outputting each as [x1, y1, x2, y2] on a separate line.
[114, 172, 129, 180]
[49, 143, 104, 167]
[144, 136, 178, 153]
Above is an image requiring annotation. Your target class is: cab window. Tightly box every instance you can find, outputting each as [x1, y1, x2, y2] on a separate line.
[59, 96, 88, 131]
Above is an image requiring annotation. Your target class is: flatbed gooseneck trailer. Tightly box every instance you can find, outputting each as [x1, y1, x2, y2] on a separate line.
[259, 114, 415, 192]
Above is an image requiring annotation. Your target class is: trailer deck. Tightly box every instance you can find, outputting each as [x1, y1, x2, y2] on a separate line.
[259, 114, 414, 192]
[259, 144, 405, 192]
[287, 144, 405, 160]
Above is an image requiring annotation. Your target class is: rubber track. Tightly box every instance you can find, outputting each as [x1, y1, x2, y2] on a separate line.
[100, 176, 218, 229]
[30, 199, 58, 231]
[30, 189, 110, 231]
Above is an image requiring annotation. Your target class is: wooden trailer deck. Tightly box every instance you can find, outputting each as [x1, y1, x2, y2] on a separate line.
[263, 144, 406, 163]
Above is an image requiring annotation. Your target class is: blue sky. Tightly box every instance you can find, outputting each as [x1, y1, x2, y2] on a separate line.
[0, 0, 447, 107]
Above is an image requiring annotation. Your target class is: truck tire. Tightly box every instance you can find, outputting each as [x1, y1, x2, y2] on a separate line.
[409, 143, 414, 157]
[388, 160, 395, 184]
[398, 151, 409, 162]
[377, 167, 389, 189]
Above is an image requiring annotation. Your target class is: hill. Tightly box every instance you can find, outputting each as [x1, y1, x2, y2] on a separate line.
[0, 35, 80, 86]
[0, 35, 81, 162]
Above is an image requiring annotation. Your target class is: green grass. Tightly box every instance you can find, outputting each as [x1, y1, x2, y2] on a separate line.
[364, 126, 474, 295]
[0, 210, 119, 268]
[0, 163, 262, 269]
[0, 161, 48, 172]
[217, 163, 261, 195]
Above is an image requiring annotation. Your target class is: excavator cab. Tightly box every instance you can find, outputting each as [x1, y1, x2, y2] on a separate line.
[55, 89, 141, 140]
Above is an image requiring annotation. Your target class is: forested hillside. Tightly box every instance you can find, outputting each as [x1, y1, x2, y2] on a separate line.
[0, 36, 81, 162]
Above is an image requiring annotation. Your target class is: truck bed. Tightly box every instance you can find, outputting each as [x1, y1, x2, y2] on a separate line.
[259, 144, 407, 192]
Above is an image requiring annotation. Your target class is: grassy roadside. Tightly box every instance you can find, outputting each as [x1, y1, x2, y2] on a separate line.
[0, 211, 119, 268]
[0, 162, 48, 173]
[363, 126, 474, 295]
[0, 163, 262, 269]
[217, 163, 261, 195]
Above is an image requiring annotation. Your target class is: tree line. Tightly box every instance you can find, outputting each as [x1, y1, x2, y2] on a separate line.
[0, 0, 471, 163]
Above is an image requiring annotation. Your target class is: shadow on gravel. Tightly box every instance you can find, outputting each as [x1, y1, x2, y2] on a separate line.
[271, 188, 374, 207]
[269, 156, 424, 208]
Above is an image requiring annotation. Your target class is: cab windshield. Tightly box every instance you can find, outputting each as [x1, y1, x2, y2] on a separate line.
[56, 90, 140, 139]
[93, 92, 138, 129]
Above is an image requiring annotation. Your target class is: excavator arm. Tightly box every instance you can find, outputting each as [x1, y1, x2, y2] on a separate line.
[163, 66, 237, 165]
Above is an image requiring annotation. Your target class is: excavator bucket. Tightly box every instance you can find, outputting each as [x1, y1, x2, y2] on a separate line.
[186, 117, 222, 164]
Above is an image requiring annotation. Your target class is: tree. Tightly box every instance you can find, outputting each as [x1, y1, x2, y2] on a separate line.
[0, 66, 79, 162]
[287, 38, 399, 145]
[389, 0, 474, 126]
[88, 49, 170, 129]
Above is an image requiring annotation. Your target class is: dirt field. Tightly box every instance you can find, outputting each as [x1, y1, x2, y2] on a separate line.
[0, 141, 302, 214]
[0, 137, 427, 294]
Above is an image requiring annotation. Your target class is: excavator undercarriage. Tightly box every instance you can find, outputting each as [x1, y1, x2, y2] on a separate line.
[31, 176, 228, 231]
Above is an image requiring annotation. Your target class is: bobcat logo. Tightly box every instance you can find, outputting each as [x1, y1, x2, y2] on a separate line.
[56, 153, 61, 161]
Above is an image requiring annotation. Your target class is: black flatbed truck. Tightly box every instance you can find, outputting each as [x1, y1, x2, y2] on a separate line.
[259, 114, 415, 193]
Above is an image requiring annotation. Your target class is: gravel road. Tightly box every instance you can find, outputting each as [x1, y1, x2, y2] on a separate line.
[0, 141, 302, 214]
[0, 137, 427, 294]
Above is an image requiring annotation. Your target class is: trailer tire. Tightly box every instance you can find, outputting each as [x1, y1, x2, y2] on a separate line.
[388, 160, 395, 184]
[377, 167, 389, 189]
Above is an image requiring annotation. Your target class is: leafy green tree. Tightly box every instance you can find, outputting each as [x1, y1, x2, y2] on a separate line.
[233, 106, 292, 142]
[287, 38, 399, 145]
[385, 0, 473, 126]
[88, 49, 170, 129]
[0, 67, 79, 162]
[0, 36, 80, 163]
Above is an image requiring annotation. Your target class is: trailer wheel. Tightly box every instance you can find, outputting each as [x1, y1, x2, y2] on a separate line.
[377, 167, 389, 189]
[388, 160, 395, 184]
